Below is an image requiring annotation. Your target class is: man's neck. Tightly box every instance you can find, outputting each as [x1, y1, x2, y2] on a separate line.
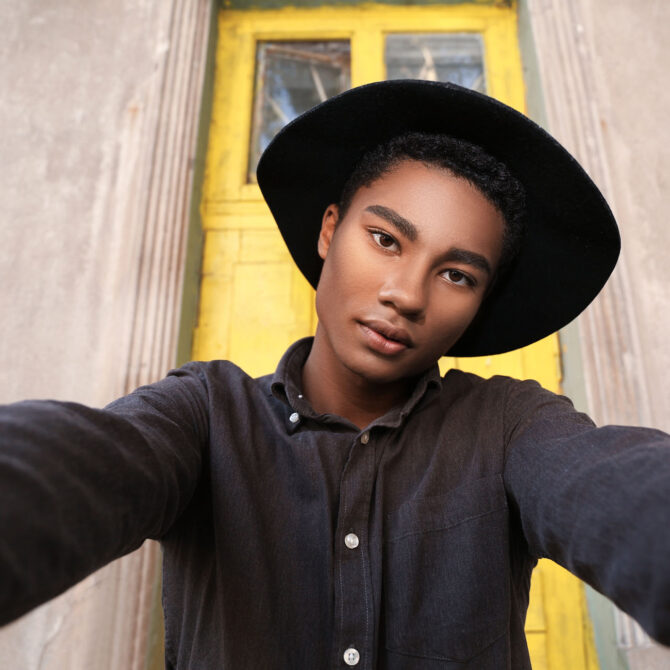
[301, 330, 414, 429]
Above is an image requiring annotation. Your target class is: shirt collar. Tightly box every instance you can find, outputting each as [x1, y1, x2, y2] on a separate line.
[270, 337, 442, 433]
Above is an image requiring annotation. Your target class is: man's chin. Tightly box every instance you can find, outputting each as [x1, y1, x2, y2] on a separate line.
[344, 355, 431, 388]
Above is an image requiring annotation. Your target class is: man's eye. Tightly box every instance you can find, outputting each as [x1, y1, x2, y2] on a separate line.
[371, 232, 398, 249]
[443, 269, 474, 287]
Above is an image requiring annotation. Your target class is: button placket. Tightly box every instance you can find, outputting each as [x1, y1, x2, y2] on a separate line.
[331, 434, 376, 670]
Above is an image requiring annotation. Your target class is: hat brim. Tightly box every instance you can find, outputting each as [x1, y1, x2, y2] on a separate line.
[256, 79, 620, 357]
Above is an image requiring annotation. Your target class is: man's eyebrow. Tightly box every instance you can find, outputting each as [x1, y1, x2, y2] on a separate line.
[365, 204, 493, 274]
[365, 205, 418, 242]
[442, 248, 492, 275]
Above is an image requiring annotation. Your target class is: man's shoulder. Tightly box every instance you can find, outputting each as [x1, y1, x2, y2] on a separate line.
[169, 358, 272, 397]
[439, 368, 573, 419]
[441, 367, 543, 395]
[173, 357, 252, 379]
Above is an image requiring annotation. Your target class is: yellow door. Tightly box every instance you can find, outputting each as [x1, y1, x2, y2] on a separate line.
[195, 5, 599, 668]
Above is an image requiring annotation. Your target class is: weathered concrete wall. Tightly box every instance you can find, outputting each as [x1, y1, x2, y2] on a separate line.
[582, 0, 670, 433]
[0, 1, 212, 667]
[0, 1, 174, 406]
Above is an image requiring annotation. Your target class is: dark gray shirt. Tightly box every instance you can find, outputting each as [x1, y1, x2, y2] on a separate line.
[1, 338, 669, 668]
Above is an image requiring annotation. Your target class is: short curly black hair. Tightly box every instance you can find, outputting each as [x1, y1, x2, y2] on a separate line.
[337, 132, 526, 277]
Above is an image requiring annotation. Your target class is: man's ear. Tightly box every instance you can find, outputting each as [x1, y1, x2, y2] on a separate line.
[318, 204, 339, 260]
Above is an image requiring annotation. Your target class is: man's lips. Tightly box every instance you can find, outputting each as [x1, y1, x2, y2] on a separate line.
[358, 320, 413, 355]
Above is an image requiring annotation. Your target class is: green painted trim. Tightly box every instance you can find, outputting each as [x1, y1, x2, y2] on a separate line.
[144, 550, 166, 670]
[558, 320, 589, 413]
[175, 0, 220, 368]
[516, 0, 547, 134]
[585, 585, 631, 670]
[220, 0, 509, 11]
[517, 4, 628, 668]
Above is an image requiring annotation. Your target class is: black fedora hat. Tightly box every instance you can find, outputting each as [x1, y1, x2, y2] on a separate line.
[256, 79, 619, 357]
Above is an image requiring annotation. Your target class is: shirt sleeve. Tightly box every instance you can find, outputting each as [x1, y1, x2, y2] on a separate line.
[0, 363, 209, 626]
[501, 378, 670, 646]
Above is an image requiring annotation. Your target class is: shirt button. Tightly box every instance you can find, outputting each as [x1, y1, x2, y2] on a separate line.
[343, 648, 360, 666]
[360, 432, 369, 444]
[289, 412, 300, 424]
[344, 533, 359, 549]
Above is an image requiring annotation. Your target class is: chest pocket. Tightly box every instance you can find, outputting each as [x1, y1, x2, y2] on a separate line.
[383, 474, 509, 663]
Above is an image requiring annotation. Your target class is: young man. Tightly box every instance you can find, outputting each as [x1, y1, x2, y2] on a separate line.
[0, 80, 668, 669]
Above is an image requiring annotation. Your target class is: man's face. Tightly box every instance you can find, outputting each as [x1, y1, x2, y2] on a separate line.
[314, 159, 505, 385]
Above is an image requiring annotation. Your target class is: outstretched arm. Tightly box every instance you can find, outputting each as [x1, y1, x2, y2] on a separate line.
[502, 380, 670, 646]
[0, 364, 209, 625]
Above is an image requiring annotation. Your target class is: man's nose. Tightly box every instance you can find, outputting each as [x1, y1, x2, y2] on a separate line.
[378, 267, 428, 319]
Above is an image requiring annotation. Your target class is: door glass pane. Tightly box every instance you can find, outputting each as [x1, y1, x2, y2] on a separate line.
[385, 34, 485, 92]
[248, 41, 351, 182]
